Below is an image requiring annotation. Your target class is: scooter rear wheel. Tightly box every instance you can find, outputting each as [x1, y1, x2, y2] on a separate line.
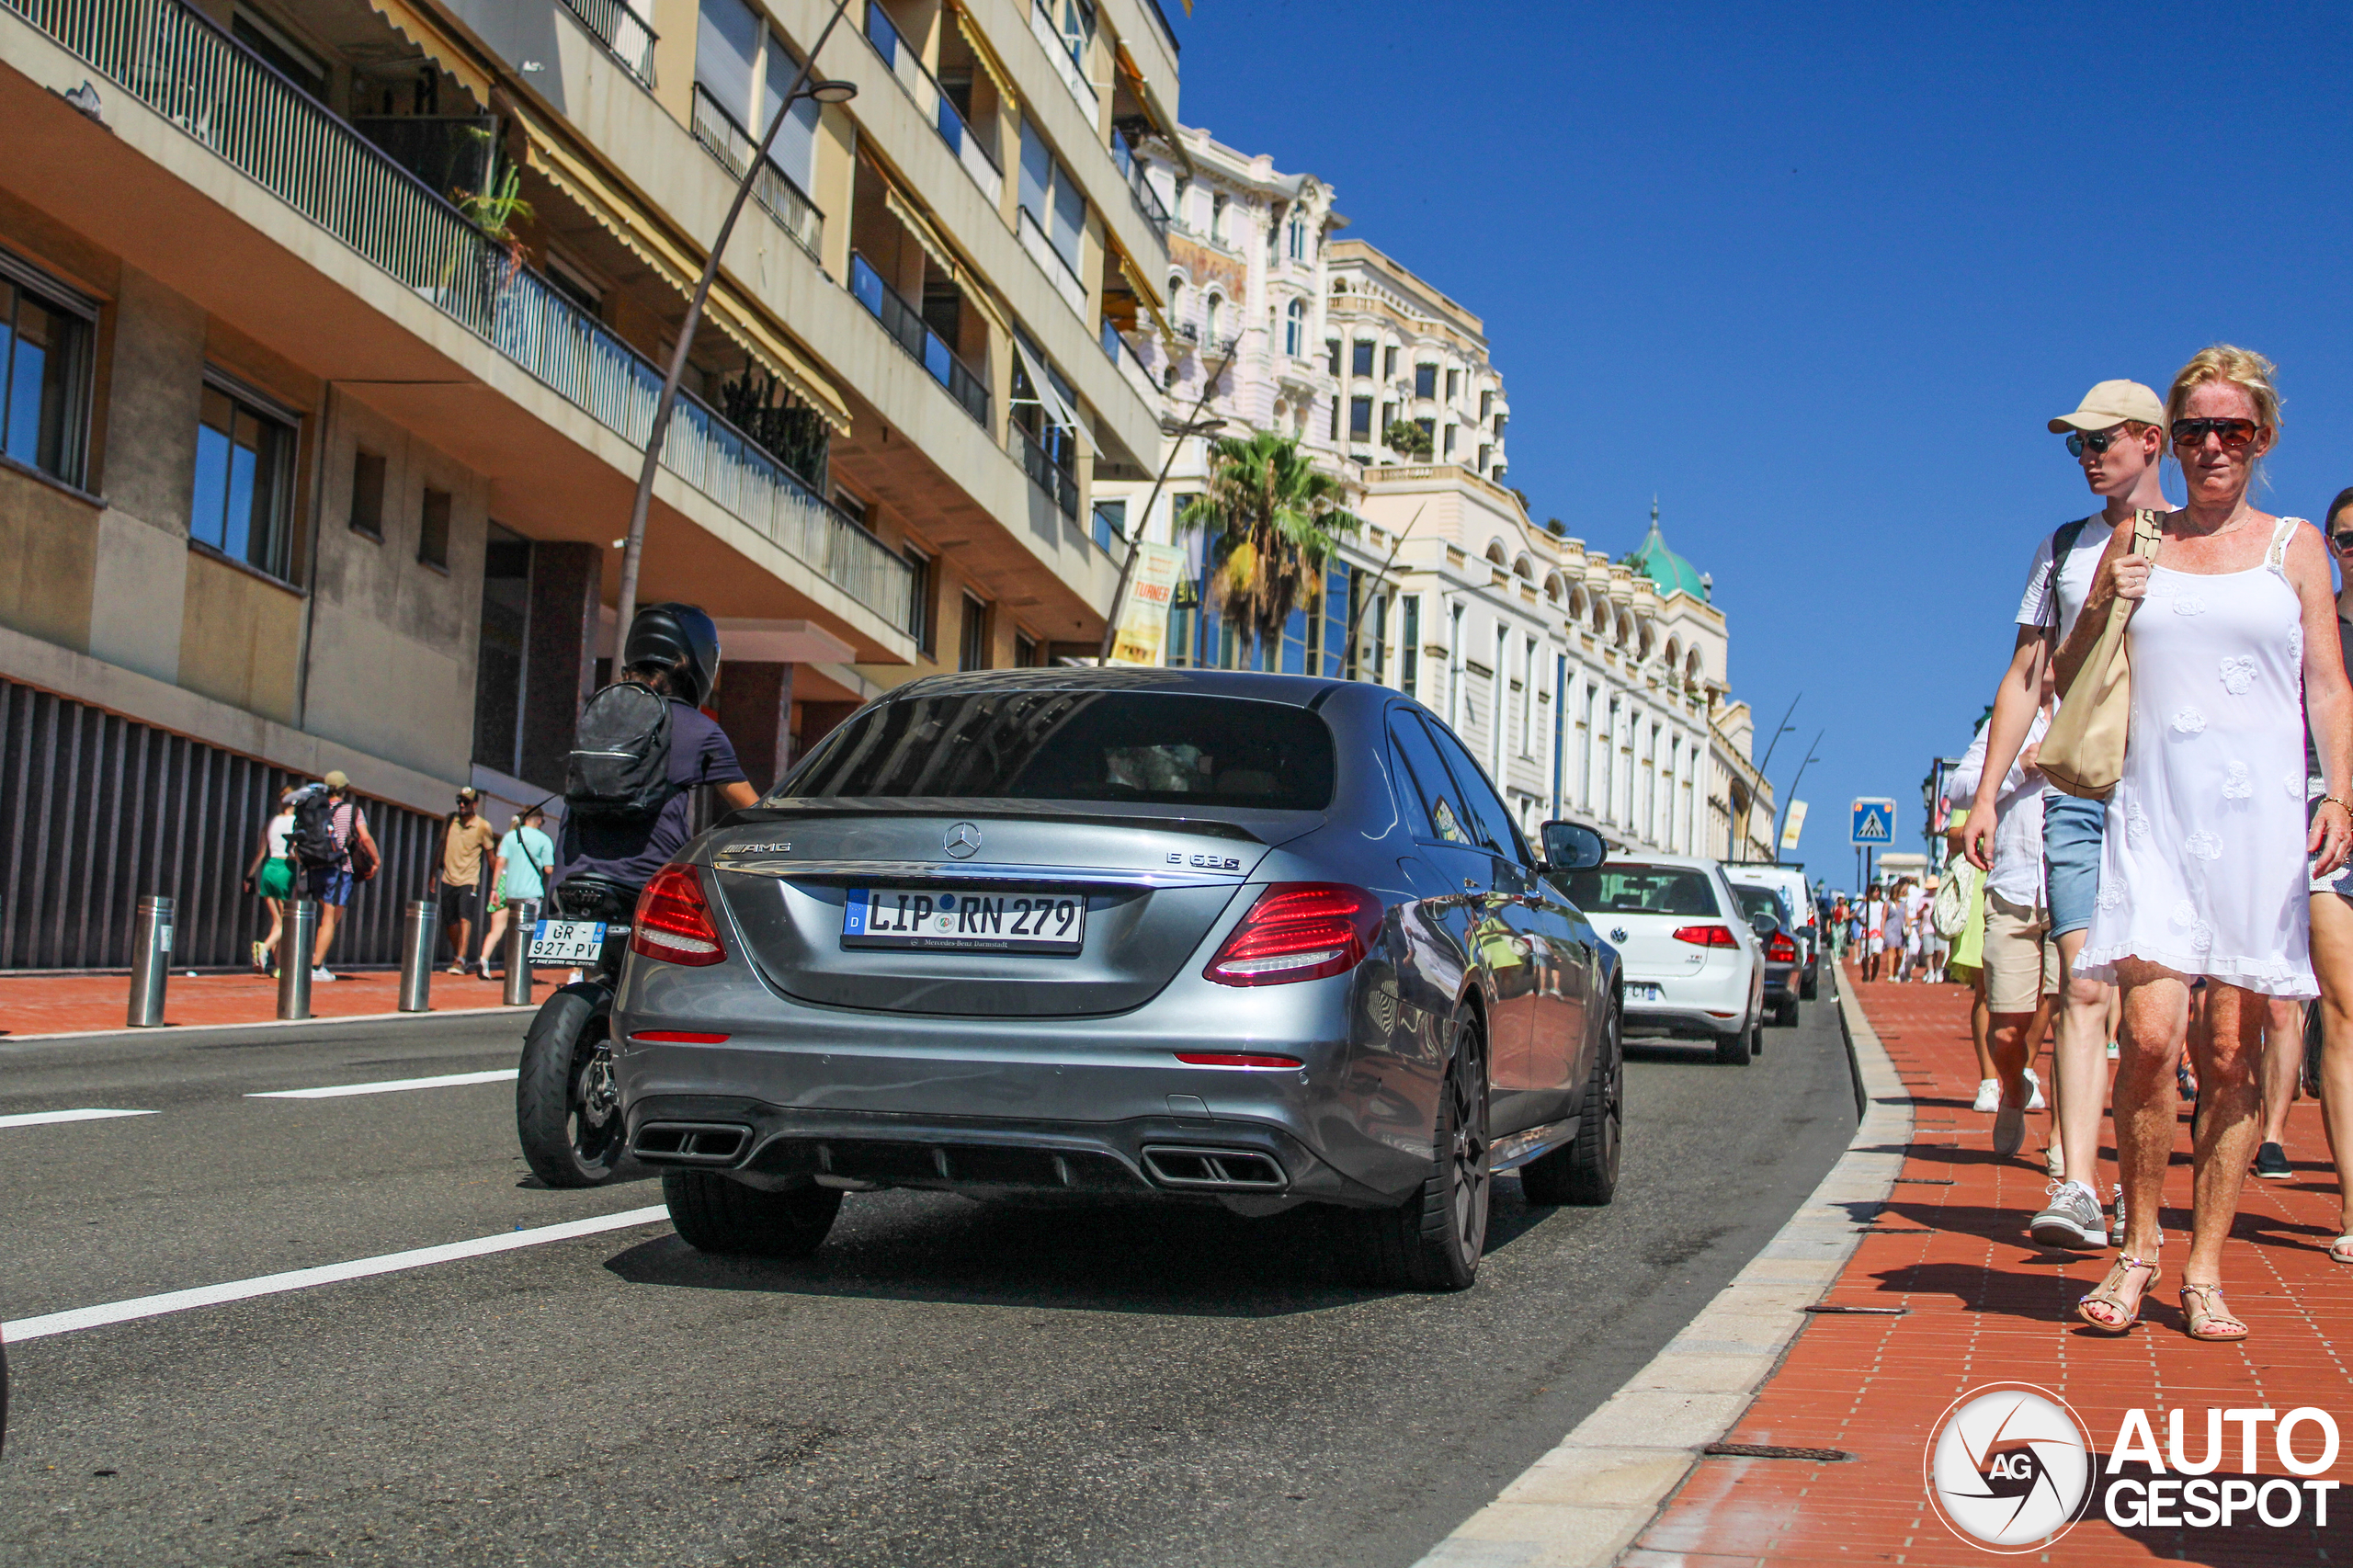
[517, 985, 627, 1187]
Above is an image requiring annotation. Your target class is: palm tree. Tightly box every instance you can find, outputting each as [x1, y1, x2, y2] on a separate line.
[1179, 431, 1363, 664]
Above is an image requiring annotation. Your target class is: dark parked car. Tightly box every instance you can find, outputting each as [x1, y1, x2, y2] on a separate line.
[1729, 881, 1803, 1026]
[606, 669, 1625, 1290]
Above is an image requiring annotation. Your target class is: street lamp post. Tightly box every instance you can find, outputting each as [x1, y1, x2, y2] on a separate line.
[1097, 344, 1239, 663]
[611, 0, 859, 659]
[1770, 727, 1823, 863]
[1744, 692, 1800, 858]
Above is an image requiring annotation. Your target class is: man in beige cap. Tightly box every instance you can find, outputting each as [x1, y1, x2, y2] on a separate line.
[433, 786, 499, 976]
[1959, 380, 2170, 1252]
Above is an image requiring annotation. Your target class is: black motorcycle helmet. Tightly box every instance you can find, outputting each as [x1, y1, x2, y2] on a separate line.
[624, 602, 722, 708]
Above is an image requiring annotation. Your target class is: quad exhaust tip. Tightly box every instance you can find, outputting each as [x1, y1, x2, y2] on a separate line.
[1140, 1145, 1287, 1190]
[632, 1122, 751, 1164]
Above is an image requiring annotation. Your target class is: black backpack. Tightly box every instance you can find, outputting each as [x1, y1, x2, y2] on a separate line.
[290, 788, 341, 869]
[565, 682, 676, 821]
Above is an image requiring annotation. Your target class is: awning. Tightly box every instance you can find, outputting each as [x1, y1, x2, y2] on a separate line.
[1011, 336, 1082, 433]
[1109, 241, 1169, 336]
[1112, 41, 1185, 171]
[364, 0, 493, 106]
[949, 1, 1019, 109]
[516, 114, 851, 434]
[871, 159, 1012, 340]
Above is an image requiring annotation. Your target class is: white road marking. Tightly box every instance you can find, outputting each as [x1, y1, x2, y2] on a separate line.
[247, 1068, 518, 1099]
[0, 1108, 159, 1129]
[2, 1205, 670, 1343]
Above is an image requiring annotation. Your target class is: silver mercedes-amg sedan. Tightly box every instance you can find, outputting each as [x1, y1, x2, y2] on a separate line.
[610, 668, 1622, 1290]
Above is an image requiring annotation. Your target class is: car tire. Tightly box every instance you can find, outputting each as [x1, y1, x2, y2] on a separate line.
[1715, 1015, 1755, 1066]
[664, 1170, 843, 1257]
[1353, 1009, 1489, 1290]
[1772, 995, 1800, 1028]
[1522, 997, 1620, 1207]
[1801, 962, 1820, 1001]
[516, 986, 627, 1187]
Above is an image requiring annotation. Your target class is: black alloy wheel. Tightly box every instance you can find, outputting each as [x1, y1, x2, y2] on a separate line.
[1715, 1010, 1755, 1065]
[516, 989, 629, 1187]
[1352, 1009, 1490, 1290]
[1522, 996, 1621, 1206]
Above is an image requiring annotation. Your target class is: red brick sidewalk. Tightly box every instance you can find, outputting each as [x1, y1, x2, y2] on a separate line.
[1627, 965, 2351, 1567]
[0, 968, 544, 1037]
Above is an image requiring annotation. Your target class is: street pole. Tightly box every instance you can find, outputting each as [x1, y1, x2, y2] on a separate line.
[1097, 344, 1238, 663]
[1340, 501, 1427, 668]
[1770, 728, 1824, 863]
[1744, 691, 1800, 855]
[612, 0, 856, 660]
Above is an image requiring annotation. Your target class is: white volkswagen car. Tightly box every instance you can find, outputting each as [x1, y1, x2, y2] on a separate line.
[1562, 854, 1767, 1064]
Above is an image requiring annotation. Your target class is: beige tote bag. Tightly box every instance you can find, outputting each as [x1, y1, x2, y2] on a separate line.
[2039, 509, 2162, 801]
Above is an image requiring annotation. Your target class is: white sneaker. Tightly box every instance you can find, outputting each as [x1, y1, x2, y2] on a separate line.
[2029, 1179, 2108, 1250]
[1972, 1078, 2000, 1113]
[312, 966, 335, 983]
[2025, 1068, 2047, 1111]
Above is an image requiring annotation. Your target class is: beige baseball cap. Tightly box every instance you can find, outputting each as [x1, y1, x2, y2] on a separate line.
[322, 768, 350, 790]
[2048, 380, 2165, 433]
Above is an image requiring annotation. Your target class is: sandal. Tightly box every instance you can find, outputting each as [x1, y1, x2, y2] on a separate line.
[2179, 1283, 2248, 1342]
[2078, 1253, 2160, 1334]
[2330, 1236, 2353, 1266]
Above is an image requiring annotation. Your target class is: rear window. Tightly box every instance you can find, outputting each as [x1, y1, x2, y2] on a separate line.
[1731, 885, 1786, 926]
[1563, 865, 1721, 917]
[781, 690, 1336, 810]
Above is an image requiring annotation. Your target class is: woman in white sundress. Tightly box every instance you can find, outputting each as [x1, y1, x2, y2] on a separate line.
[2066, 346, 2353, 1342]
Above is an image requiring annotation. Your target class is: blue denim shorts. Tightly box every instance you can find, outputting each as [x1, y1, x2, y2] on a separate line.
[2043, 791, 2105, 939]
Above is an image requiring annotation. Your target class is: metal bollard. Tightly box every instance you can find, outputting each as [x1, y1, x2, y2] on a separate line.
[503, 916, 535, 1006]
[278, 899, 317, 1021]
[127, 894, 174, 1028]
[397, 898, 437, 1013]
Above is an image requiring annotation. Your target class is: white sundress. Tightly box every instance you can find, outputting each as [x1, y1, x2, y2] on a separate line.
[2076, 516, 2316, 998]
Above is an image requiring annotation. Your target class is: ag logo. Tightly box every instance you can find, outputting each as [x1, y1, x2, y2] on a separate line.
[1926, 1383, 2094, 1551]
[943, 823, 982, 859]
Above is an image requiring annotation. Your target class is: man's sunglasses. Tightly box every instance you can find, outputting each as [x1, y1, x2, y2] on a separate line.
[2064, 429, 2130, 457]
[2171, 417, 2260, 449]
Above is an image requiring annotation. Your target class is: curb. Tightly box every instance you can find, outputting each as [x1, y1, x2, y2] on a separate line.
[1410, 971, 1912, 1568]
[0, 1004, 522, 1050]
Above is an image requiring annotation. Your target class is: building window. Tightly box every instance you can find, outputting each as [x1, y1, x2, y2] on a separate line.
[1414, 363, 1437, 400]
[1211, 192, 1228, 245]
[1383, 345, 1398, 379]
[1446, 369, 1461, 403]
[1329, 398, 1340, 441]
[1202, 292, 1222, 345]
[1478, 442, 1493, 473]
[232, 6, 329, 101]
[959, 594, 992, 671]
[1019, 119, 1086, 273]
[1414, 416, 1434, 450]
[1480, 389, 1494, 422]
[1091, 497, 1126, 555]
[1283, 300, 1303, 358]
[349, 449, 385, 539]
[904, 545, 935, 655]
[1348, 396, 1372, 438]
[1350, 339, 1374, 378]
[1522, 635, 1538, 756]
[417, 487, 451, 569]
[1401, 595, 1420, 700]
[1015, 630, 1040, 667]
[191, 378, 296, 579]
[0, 258, 95, 488]
[1324, 338, 1340, 375]
[1443, 423, 1457, 458]
[1287, 216, 1307, 260]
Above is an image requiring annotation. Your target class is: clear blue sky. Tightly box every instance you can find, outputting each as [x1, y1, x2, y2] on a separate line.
[1164, 0, 2353, 889]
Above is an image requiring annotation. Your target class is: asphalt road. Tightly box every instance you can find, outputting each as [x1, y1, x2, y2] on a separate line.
[0, 983, 1858, 1567]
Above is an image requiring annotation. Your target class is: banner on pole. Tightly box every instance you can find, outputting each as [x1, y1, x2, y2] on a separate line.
[1780, 800, 1808, 851]
[1108, 542, 1188, 666]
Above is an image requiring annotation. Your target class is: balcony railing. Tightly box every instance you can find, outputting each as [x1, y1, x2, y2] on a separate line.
[7, 0, 910, 634]
[689, 85, 824, 259]
[861, 3, 1003, 206]
[556, 0, 656, 90]
[1011, 422, 1078, 518]
[1109, 128, 1169, 242]
[1100, 318, 1157, 408]
[1017, 206, 1087, 318]
[849, 252, 990, 428]
[1028, 0, 1097, 118]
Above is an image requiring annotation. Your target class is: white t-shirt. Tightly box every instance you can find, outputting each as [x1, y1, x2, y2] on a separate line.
[2014, 514, 2114, 646]
[1948, 711, 2050, 907]
[266, 811, 293, 858]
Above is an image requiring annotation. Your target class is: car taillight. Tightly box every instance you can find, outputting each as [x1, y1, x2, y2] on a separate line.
[1204, 882, 1381, 987]
[1673, 924, 1740, 948]
[631, 865, 726, 967]
[1767, 931, 1799, 962]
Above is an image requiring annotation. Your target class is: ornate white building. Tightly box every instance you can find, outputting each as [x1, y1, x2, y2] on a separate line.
[1094, 130, 1774, 861]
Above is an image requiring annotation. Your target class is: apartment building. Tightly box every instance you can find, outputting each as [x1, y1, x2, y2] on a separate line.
[0, 0, 1182, 968]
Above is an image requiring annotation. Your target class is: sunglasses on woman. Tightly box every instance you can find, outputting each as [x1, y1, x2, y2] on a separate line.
[2170, 418, 2260, 449]
[2064, 429, 2128, 457]
[2332, 530, 2353, 551]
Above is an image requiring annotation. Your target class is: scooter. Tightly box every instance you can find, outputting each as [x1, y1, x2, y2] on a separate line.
[514, 876, 640, 1187]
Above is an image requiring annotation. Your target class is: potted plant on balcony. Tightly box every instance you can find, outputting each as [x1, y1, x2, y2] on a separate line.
[1180, 431, 1362, 667]
[1382, 418, 1433, 460]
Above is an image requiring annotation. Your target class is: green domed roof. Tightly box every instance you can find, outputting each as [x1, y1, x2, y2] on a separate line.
[1625, 500, 1709, 601]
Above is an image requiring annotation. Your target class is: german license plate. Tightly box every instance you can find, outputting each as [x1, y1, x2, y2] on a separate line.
[530, 920, 606, 964]
[843, 888, 1085, 953]
[1627, 982, 1664, 1003]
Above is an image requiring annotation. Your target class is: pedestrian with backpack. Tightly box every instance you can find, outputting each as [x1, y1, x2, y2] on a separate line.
[1961, 379, 2170, 1254]
[291, 769, 380, 982]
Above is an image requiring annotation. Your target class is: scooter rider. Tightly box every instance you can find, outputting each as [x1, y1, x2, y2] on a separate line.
[551, 602, 760, 912]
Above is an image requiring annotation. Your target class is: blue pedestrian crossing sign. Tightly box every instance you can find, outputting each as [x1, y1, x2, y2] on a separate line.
[1851, 798, 1897, 846]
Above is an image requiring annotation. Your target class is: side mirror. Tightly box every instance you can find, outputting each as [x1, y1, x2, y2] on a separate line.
[1748, 912, 1778, 939]
[1540, 820, 1607, 871]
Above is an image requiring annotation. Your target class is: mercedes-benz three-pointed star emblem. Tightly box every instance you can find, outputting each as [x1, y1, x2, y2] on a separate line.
[1610, 926, 1630, 944]
[944, 822, 983, 858]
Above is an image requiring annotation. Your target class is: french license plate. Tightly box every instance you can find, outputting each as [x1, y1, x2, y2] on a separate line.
[530, 920, 607, 964]
[843, 888, 1085, 953]
[1627, 982, 1665, 1003]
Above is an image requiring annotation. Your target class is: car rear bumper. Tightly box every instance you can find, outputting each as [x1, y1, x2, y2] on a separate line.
[1622, 1004, 1746, 1040]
